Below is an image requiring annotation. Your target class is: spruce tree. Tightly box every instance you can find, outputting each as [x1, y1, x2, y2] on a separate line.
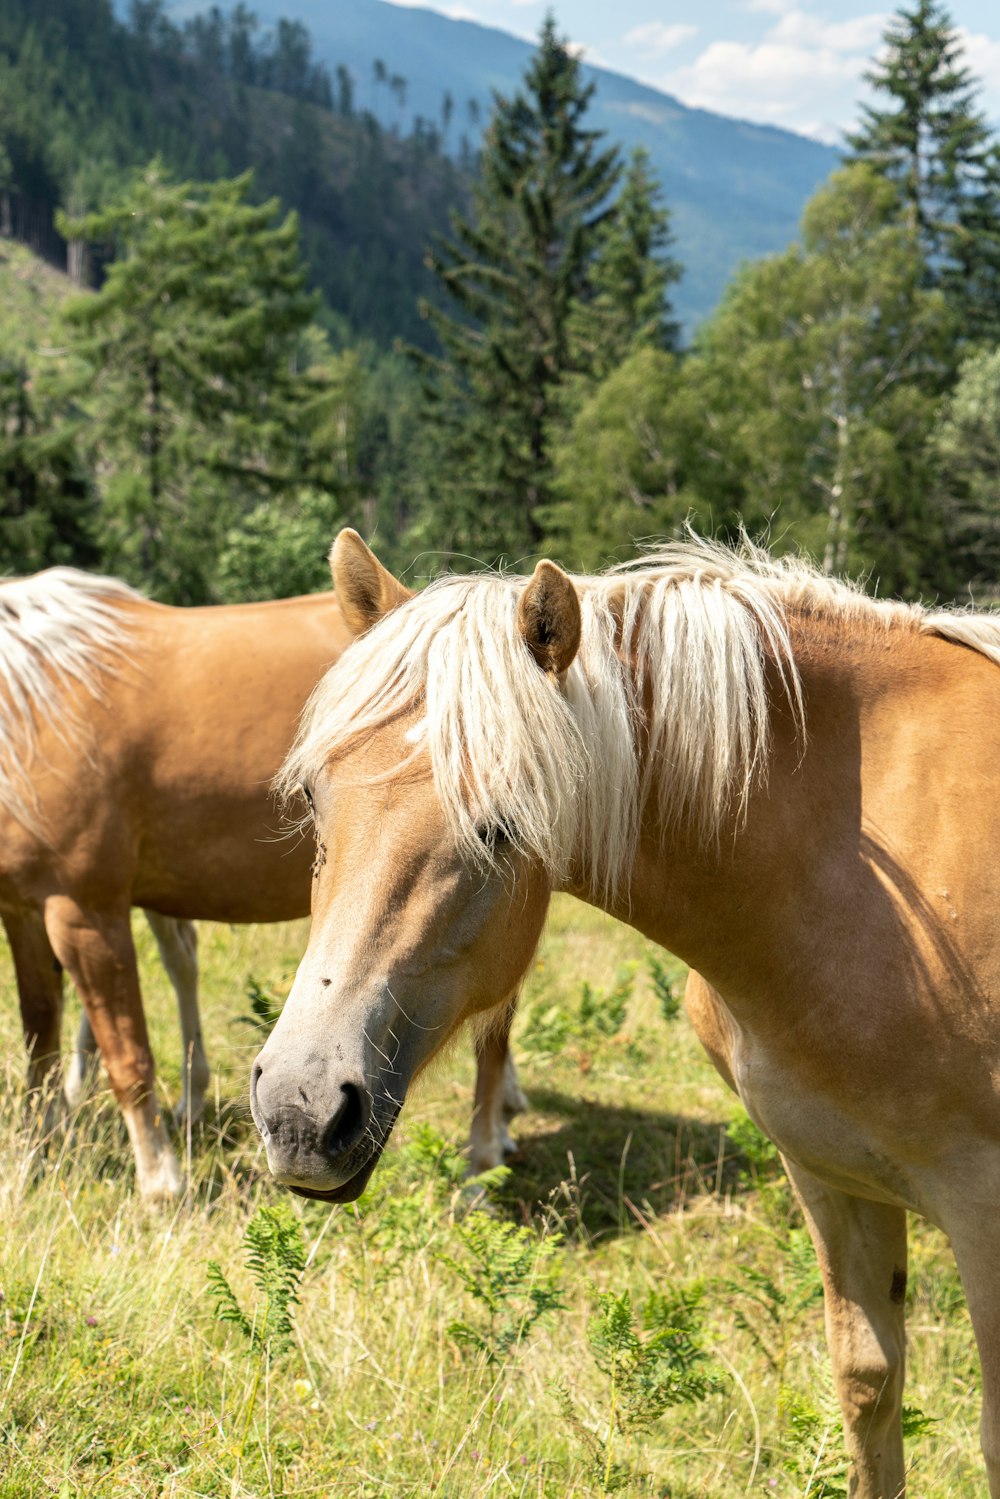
[571, 146, 681, 382]
[0, 359, 100, 573]
[847, 0, 1000, 342]
[415, 14, 621, 560]
[56, 161, 330, 601]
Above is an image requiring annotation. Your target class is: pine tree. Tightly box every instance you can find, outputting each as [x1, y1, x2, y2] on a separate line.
[55, 161, 331, 601]
[571, 147, 681, 382]
[0, 359, 100, 573]
[847, 0, 1000, 342]
[414, 14, 621, 560]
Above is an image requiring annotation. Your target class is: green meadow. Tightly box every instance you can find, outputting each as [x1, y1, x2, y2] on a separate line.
[0, 898, 982, 1497]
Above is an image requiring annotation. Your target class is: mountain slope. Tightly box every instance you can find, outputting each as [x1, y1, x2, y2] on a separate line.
[226, 0, 842, 328]
[2, 0, 469, 348]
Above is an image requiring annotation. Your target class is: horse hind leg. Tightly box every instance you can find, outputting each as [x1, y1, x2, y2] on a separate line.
[144, 911, 208, 1127]
[42, 894, 182, 1200]
[65, 1007, 100, 1108]
[5, 910, 66, 1134]
[502, 1046, 528, 1130]
[783, 1156, 907, 1499]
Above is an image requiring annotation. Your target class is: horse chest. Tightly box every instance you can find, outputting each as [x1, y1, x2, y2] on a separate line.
[728, 1026, 927, 1213]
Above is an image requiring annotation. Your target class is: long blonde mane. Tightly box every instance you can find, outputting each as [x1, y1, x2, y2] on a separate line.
[0, 568, 141, 834]
[279, 538, 1000, 899]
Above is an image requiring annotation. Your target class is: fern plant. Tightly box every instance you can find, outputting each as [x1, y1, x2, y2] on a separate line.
[438, 1212, 563, 1364]
[207, 1201, 306, 1357]
[236, 976, 284, 1037]
[206, 1201, 307, 1475]
[562, 1286, 720, 1496]
[579, 966, 634, 1039]
[647, 954, 681, 1022]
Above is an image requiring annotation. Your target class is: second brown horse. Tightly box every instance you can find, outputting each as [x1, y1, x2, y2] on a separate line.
[0, 567, 520, 1196]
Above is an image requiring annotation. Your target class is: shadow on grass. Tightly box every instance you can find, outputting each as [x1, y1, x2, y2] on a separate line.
[496, 1084, 782, 1240]
[10, 1078, 784, 1232]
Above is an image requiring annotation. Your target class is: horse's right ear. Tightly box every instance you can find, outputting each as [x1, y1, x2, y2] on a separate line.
[329, 530, 414, 637]
[517, 559, 582, 675]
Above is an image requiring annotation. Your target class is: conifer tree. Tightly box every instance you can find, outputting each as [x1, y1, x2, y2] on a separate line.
[847, 0, 1000, 341]
[415, 14, 621, 560]
[56, 161, 330, 601]
[0, 359, 100, 573]
[571, 147, 681, 382]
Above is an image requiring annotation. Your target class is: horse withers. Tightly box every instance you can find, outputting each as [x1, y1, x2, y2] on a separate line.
[253, 528, 1000, 1498]
[0, 567, 525, 1199]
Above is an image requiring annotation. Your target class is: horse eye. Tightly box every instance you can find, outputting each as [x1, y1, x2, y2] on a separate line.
[301, 783, 315, 813]
[476, 818, 516, 847]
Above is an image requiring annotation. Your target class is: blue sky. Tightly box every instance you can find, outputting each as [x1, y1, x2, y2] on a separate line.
[383, 0, 1000, 142]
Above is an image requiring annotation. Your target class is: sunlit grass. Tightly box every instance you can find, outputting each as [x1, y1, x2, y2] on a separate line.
[0, 897, 982, 1496]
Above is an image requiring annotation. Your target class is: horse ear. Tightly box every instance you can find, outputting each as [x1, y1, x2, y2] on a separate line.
[517, 560, 582, 675]
[329, 529, 414, 637]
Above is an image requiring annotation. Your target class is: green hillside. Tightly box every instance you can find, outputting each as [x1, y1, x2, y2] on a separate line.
[0, 0, 468, 349]
[0, 238, 76, 360]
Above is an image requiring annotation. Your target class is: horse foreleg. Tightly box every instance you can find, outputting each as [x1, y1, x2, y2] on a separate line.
[470, 999, 524, 1173]
[783, 1156, 907, 1499]
[4, 910, 65, 1132]
[42, 895, 182, 1200]
[144, 912, 208, 1127]
[945, 1219, 1000, 1495]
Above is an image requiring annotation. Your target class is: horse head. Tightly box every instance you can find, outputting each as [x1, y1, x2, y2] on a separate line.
[249, 532, 581, 1199]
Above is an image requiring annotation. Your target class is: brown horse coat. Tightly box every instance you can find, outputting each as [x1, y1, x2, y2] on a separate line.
[252, 531, 1000, 1498]
[2, 569, 522, 1195]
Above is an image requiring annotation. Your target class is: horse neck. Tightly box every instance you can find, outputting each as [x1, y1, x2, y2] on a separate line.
[594, 602, 915, 1000]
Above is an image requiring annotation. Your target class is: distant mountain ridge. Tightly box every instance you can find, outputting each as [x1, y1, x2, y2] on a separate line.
[172, 0, 842, 329]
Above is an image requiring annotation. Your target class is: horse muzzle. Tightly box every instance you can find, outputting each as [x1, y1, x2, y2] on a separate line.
[250, 1060, 380, 1196]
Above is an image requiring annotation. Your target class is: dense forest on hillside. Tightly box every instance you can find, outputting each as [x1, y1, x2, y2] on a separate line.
[4, 0, 1000, 610]
[0, 0, 468, 347]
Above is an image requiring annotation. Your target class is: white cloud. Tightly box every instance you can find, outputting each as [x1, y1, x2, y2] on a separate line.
[659, 7, 893, 129]
[624, 22, 698, 57]
[666, 38, 866, 122]
[745, 0, 800, 14]
[382, 0, 481, 18]
[770, 9, 888, 52]
[797, 119, 847, 144]
[958, 29, 1000, 96]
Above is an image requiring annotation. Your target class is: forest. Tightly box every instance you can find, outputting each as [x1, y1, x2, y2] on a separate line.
[3, 0, 1000, 604]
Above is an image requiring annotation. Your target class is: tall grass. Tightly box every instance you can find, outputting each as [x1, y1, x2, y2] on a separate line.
[0, 899, 982, 1496]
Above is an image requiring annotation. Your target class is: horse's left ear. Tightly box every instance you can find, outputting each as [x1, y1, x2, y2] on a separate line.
[329, 529, 414, 637]
[517, 560, 582, 675]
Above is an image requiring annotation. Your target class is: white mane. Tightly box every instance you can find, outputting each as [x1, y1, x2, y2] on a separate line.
[0, 568, 141, 834]
[279, 537, 1000, 899]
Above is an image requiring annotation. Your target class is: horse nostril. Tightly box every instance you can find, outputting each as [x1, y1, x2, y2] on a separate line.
[322, 1082, 369, 1157]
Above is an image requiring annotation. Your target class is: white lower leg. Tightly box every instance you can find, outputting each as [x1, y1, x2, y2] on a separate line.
[64, 1010, 100, 1108]
[121, 1096, 184, 1200]
[146, 914, 208, 1125]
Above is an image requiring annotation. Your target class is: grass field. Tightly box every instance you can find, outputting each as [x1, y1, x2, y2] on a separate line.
[0, 896, 984, 1497]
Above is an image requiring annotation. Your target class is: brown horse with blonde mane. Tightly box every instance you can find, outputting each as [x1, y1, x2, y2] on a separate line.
[0, 567, 521, 1199]
[253, 527, 1000, 1498]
